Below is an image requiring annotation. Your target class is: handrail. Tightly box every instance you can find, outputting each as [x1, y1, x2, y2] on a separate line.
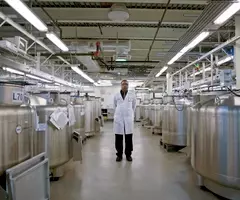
[171, 36, 240, 77]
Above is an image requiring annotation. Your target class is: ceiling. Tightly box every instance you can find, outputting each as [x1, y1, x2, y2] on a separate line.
[0, 0, 236, 87]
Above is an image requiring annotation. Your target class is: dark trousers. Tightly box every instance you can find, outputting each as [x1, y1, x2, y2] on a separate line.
[115, 134, 133, 158]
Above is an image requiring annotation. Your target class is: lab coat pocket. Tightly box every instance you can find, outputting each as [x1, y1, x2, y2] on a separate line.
[128, 97, 133, 102]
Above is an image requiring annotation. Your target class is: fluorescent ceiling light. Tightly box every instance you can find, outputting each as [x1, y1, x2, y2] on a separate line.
[54, 82, 61, 86]
[135, 87, 150, 90]
[2, 67, 24, 75]
[26, 74, 52, 83]
[46, 32, 69, 52]
[96, 80, 113, 86]
[57, 56, 71, 65]
[190, 67, 211, 77]
[98, 80, 112, 84]
[155, 66, 168, 77]
[95, 83, 113, 87]
[116, 58, 127, 62]
[214, 2, 240, 25]
[71, 66, 95, 83]
[168, 32, 210, 65]
[217, 55, 233, 66]
[4, 0, 48, 32]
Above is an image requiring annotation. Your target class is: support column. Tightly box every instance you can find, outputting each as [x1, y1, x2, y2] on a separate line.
[36, 52, 41, 70]
[166, 73, 172, 94]
[235, 16, 240, 89]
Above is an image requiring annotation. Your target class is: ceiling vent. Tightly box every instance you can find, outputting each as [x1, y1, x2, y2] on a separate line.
[108, 4, 129, 22]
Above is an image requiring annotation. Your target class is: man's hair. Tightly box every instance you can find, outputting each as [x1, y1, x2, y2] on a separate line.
[121, 80, 128, 84]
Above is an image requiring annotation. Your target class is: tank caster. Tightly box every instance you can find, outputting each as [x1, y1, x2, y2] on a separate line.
[50, 177, 60, 182]
[152, 132, 155, 135]
[142, 124, 144, 127]
[200, 186, 207, 191]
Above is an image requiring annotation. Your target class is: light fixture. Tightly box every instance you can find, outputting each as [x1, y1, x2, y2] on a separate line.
[4, 0, 48, 32]
[214, 1, 240, 25]
[71, 66, 95, 83]
[46, 32, 69, 52]
[95, 80, 113, 86]
[128, 80, 144, 87]
[26, 74, 52, 83]
[54, 82, 61, 86]
[57, 56, 71, 65]
[155, 66, 168, 77]
[217, 55, 233, 66]
[168, 32, 210, 65]
[116, 58, 127, 62]
[135, 87, 150, 90]
[2, 67, 24, 75]
[190, 67, 211, 77]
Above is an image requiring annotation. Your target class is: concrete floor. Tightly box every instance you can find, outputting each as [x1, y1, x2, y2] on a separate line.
[51, 123, 219, 200]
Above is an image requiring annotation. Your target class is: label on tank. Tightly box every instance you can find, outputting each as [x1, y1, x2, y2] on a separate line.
[12, 90, 23, 103]
[16, 125, 22, 134]
[37, 123, 47, 131]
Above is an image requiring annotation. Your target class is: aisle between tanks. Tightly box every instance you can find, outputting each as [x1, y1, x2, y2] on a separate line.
[51, 123, 219, 200]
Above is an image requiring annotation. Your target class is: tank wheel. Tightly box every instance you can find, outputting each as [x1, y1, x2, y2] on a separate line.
[142, 124, 144, 127]
[152, 132, 154, 135]
[200, 186, 207, 191]
[50, 177, 60, 182]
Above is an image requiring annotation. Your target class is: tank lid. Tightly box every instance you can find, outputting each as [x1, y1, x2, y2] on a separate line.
[0, 84, 24, 105]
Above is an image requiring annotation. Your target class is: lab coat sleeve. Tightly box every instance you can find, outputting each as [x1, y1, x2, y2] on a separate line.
[132, 94, 137, 111]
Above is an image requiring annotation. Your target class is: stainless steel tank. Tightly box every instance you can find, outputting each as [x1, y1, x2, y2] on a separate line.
[84, 99, 95, 136]
[34, 105, 72, 168]
[0, 84, 34, 176]
[191, 95, 240, 199]
[139, 104, 144, 120]
[71, 97, 85, 131]
[162, 104, 188, 146]
[135, 105, 141, 122]
[154, 105, 164, 130]
[31, 92, 73, 178]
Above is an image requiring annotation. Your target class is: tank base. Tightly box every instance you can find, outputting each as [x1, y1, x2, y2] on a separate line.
[162, 143, 186, 152]
[195, 173, 240, 200]
[85, 131, 95, 137]
[50, 165, 64, 180]
[151, 127, 162, 135]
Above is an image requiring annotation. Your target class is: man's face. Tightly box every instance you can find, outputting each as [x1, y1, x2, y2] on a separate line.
[121, 80, 128, 91]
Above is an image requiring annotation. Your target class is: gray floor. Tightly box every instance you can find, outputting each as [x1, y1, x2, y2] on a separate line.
[51, 123, 218, 200]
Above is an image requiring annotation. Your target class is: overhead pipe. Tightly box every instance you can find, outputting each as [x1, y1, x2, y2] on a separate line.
[0, 11, 81, 87]
[171, 35, 240, 77]
[145, 0, 171, 61]
[0, 11, 54, 54]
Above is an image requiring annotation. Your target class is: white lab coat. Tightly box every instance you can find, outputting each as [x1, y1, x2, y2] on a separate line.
[113, 91, 136, 135]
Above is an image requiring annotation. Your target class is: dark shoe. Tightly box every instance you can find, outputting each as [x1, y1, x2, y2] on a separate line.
[126, 156, 133, 162]
[116, 157, 122, 162]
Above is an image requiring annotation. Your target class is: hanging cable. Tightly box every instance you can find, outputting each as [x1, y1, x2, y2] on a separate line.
[224, 86, 240, 97]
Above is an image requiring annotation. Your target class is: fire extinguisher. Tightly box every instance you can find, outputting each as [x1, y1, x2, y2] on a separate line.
[94, 41, 101, 57]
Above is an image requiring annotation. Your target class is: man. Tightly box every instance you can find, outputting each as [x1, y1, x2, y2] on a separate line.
[113, 80, 136, 162]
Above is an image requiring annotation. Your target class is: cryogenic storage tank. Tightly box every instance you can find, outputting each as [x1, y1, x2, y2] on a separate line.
[139, 104, 144, 120]
[0, 83, 35, 176]
[84, 99, 95, 136]
[154, 105, 164, 129]
[34, 105, 72, 169]
[71, 97, 85, 131]
[162, 104, 188, 146]
[31, 92, 73, 178]
[150, 104, 155, 126]
[191, 95, 240, 199]
[135, 105, 141, 122]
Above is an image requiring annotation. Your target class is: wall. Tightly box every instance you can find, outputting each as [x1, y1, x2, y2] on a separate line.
[94, 86, 120, 109]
